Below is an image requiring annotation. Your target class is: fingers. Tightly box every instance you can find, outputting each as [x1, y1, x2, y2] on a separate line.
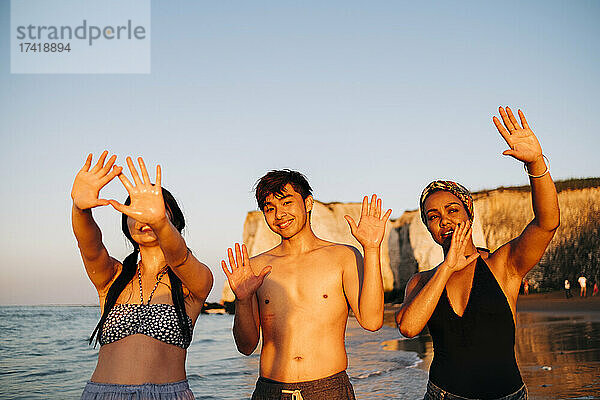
[221, 260, 232, 278]
[156, 165, 162, 187]
[99, 154, 117, 176]
[99, 165, 123, 186]
[91, 151, 109, 173]
[369, 194, 377, 217]
[344, 215, 357, 234]
[382, 208, 392, 222]
[138, 157, 151, 184]
[499, 107, 515, 132]
[458, 223, 472, 253]
[126, 157, 143, 185]
[227, 247, 237, 270]
[235, 243, 243, 269]
[82, 153, 93, 172]
[258, 266, 272, 279]
[465, 252, 480, 265]
[108, 199, 129, 215]
[95, 198, 110, 207]
[502, 149, 518, 158]
[506, 107, 521, 130]
[493, 116, 512, 145]
[117, 171, 134, 192]
[518, 109, 530, 130]
[375, 197, 381, 218]
[242, 244, 250, 265]
[361, 196, 368, 217]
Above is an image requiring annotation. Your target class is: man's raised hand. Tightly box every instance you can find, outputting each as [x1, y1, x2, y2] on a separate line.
[344, 194, 392, 249]
[71, 151, 122, 210]
[222, 243, 271, 301]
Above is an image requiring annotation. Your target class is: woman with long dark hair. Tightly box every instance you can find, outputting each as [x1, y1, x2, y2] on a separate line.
[396, 107, 560, 400]
[72, 152, 213, 399]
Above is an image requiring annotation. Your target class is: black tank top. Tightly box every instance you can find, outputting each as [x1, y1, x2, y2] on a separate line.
[427, 256, 523, 398]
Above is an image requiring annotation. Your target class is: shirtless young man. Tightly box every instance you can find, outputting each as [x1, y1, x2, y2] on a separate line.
[221, 170, 392, 400]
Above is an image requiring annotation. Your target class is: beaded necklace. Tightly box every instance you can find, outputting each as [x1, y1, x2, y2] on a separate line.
[137, 262, 168, 304]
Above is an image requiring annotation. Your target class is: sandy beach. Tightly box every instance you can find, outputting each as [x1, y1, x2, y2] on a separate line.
[383, 292, 600, 399]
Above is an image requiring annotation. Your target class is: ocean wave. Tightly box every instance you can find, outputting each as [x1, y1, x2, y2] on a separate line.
[22, 368, 69, 378]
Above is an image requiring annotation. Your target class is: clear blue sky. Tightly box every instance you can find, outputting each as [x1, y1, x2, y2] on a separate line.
[1, 0, 598, 304]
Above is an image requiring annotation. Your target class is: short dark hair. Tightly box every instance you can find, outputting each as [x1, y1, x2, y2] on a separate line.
[255, 169, 313, 210]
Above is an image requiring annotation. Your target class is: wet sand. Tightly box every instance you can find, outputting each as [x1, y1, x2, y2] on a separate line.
[384, 292, 600, 399]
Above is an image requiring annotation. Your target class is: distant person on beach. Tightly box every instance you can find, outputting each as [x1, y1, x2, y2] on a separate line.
[72, 152, 213, 399]
[221, 170, 391, 400]
[523, 279, 529, 295]
[564, 279, 572, 298]
[593, 282, 598, 297]
[578, 275, 587, 297]
[396, 107, 559, 400]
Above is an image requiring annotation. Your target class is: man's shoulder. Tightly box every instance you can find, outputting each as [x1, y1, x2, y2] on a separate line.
[315, 241, 360, 258]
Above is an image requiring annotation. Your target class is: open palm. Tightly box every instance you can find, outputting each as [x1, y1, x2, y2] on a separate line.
[71, 151, 121, 210]
[345, 194, 392, 249]
[108, 157, 166, 225]
[493, 106, 542, 164]
[222, 243, 271, 301]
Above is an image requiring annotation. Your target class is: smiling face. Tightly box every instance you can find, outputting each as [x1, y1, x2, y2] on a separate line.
[262, 183, 313, 239]
[126, 216, 159, 245]
[423, 190, 471, 250]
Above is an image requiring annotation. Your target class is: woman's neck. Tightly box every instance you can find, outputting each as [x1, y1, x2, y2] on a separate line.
[138, 245, 167, 273]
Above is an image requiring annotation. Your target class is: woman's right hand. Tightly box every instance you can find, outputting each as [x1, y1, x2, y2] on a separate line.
[222, 243, 272, 301]
[441, 221, 480, 273]
[71, 151, 122, 210]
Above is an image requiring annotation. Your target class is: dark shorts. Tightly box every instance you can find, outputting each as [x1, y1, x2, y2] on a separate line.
[81, 380, 195, 400]
[251, 370, 356, 400]
[424, 380, 528, 400]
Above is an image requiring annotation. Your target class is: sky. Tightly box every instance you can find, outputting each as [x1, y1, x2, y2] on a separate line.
[1, 0, 599, 305]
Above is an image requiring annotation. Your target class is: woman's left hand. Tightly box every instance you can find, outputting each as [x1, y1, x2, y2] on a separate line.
[493, 106, 543, 164]
[108, 157, 167, 227]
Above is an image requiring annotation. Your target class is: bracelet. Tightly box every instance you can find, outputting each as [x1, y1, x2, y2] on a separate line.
[524, 154, 549, 178]
[171, 247, 192, 268]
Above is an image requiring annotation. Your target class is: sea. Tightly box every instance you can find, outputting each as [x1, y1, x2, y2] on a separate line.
[0, 306, 428, 400]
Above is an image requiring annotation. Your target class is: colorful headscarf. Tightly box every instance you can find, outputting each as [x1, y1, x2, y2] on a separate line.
[420, 180, 473, 225]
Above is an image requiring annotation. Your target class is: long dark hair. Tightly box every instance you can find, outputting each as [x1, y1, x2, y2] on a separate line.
[89, 188, 192, 347]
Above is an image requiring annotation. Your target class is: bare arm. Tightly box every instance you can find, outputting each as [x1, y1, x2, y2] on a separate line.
[343, 195, 392, 331]
[108, 157, 213, 302]
[71, 152, 122, 292]
[222, 244, 271, 355]
[492, 107, 560, 277]
[395, 222, 479, 337]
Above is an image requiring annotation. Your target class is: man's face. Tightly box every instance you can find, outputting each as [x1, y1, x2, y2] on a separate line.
[263, 184, 313, 239]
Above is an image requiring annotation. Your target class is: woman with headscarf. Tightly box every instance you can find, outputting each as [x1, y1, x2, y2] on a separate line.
[72, 152, 213, 399]
[396, 107, 559, 400]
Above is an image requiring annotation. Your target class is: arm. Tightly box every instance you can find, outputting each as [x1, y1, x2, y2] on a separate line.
[108, 157, 213, 302]
[222, 243, 271, 355]
[71, 152, 122, 293]
[395, 222, 479, 337]
[492, 107, 560, 277]
[343, 195, 392, 331]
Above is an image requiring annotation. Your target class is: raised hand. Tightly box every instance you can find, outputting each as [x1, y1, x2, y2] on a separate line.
[344, 194, 392, 249]
[222, 243, 271, 301]
[108, 157, 166, 226]
[442, 221, 479, 273]
[493, 106, 543, 164]
[71, 151, 122, 210]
